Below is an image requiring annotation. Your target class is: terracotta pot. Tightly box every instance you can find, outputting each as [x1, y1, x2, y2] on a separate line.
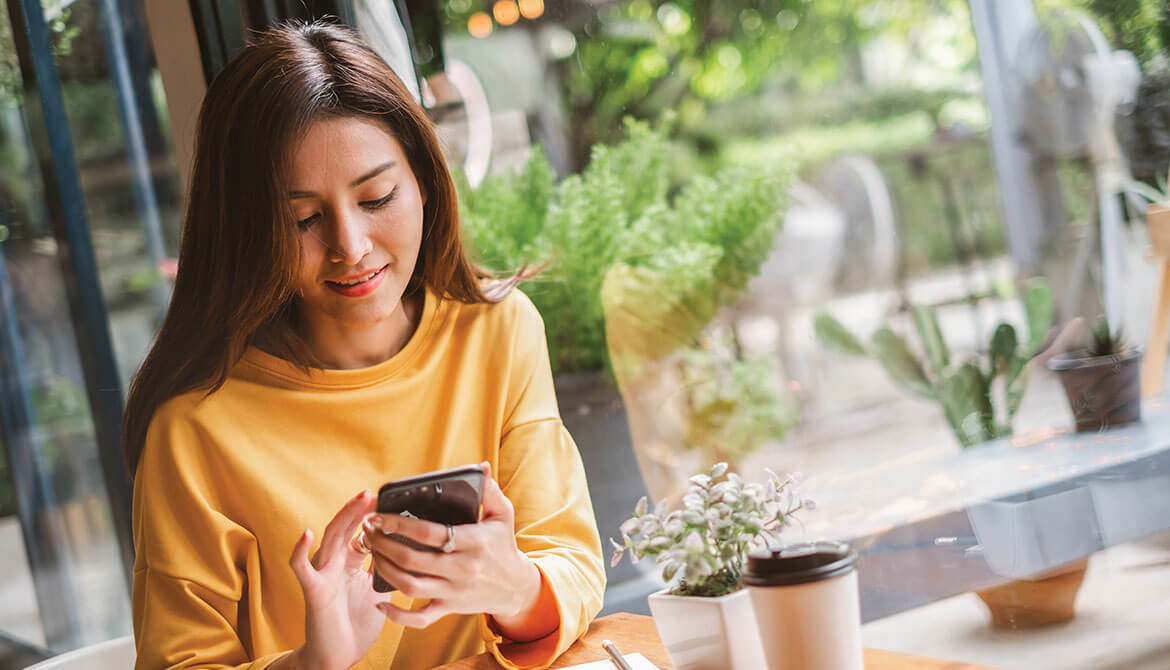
[975, 557, 1089, 628]
[1048, 349, 1142, 432]
[647, 588, 767, 669]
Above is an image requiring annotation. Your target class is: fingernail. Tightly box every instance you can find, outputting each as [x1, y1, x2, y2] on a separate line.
[369, 515, 382, 528]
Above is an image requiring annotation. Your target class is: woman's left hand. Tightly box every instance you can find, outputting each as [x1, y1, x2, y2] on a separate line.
[362, 462, 543, 630]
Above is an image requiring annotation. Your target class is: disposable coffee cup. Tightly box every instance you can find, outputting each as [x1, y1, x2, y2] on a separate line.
[743, 540, 863, 670]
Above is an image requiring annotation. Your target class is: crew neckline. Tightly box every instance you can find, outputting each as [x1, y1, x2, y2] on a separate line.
[240, 287, 439, 389]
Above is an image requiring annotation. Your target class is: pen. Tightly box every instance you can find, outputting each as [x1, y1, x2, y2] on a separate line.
[602, 639, 635, 670]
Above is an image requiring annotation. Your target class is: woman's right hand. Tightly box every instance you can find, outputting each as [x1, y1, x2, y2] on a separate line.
[278, 489, 391, 670]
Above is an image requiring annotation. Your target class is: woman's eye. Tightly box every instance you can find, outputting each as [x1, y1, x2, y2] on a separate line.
[361, 186, 399, 211]
[296, 213, 320, 229]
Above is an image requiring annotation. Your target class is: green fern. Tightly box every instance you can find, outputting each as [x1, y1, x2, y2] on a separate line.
[460, 119, 790, 374]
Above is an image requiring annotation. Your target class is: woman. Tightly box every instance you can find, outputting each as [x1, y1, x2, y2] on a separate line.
[124, 20, 604, 670]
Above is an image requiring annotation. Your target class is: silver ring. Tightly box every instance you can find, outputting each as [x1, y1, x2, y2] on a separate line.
[441, 525, 456, 553]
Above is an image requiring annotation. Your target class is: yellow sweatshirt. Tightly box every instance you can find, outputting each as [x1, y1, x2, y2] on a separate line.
[131, 288, 606, 669]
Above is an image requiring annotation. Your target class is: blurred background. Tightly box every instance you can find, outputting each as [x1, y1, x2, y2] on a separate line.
[3, 1, 1170, 668]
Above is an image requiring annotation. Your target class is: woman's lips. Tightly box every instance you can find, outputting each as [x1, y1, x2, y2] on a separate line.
[325, 265, 387, 298]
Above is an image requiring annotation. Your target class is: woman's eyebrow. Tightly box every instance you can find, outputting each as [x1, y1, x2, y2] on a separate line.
[289, 161, 396, 199]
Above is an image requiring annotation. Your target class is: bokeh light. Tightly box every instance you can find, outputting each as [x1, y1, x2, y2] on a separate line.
[493, 0, 520, 26]
[519, 0, 544, 20]
[468, 11, 493, 38]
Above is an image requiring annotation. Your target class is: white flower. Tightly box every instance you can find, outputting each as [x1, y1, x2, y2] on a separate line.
[689, 474, 713, 488]
[684, 531, 704, 553]
[619, 518, 638, 536]
[710, 462, 729, 478]
[649, 536, 673, 550]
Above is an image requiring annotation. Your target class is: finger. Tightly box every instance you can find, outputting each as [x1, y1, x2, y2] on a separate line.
[367, 512, 449, 549]
[317, 490, 375, 568]
[479, 471, 514, 523]
[364, 528, 452, 578]
[371, 554, 449, 601]
[289, 529, 316, 586]
[377, 599, 452, 629]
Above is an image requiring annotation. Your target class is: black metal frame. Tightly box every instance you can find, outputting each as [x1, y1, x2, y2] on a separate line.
[6, 0, 135, 609]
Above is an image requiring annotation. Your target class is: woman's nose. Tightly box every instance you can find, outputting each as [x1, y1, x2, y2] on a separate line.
[324, 207, 373, 266]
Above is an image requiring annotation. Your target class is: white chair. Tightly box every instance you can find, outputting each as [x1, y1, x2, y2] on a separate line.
[23, 636, 135, 670]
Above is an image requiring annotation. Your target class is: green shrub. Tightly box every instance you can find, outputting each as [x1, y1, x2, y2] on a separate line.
[460, 119, 790, 374]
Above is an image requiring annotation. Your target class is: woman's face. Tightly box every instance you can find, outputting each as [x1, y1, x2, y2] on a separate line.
[288, 116, 425, 337]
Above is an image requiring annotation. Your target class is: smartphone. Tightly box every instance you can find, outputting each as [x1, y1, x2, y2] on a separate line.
[372, 464, 485, 593]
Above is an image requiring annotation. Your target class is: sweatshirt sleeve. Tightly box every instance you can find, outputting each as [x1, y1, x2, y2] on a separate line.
[131, 400, 289, 670]
[480, 293, 607, 669]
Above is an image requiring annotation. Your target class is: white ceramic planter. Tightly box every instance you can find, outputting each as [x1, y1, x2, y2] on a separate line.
[646, 587, 767, 670]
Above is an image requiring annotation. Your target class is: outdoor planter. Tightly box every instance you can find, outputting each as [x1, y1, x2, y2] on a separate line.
[646, 588, 767, 670]
[975, 557, 1089, 628]
[1048, 349, 1142, 432]
[967, 487, 1097, 628]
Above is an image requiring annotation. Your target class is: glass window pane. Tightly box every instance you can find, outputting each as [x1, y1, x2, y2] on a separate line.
[439, 2, 1170, 667]
[45, 0, 183, 392]
[0, 0, 180, 651]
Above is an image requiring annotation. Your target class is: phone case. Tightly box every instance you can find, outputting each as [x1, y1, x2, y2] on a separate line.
[372, 465, 485, 593]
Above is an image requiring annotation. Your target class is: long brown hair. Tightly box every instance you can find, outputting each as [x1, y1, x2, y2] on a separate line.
[123, 20, 509, 474]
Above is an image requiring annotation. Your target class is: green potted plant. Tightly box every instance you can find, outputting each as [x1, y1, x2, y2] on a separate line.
[610, 462, 811, 670]
[1047, 317, 1142, 432]
[813, 278, 1053, 448]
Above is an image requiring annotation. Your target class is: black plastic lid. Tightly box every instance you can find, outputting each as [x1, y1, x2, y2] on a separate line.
[743, 541, 857, 587]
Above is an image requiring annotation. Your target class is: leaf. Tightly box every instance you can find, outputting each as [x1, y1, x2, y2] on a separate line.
[662, 561, 680, 583]
[1004, 355, 1030, 419]
[911, 304, 949, 378]
[871, 327, 935, 399]
[610, 548, 625, 568]
[939, 362, 994, 447]
[989, 323, 1018, 375]
[813, 312, 867, 356]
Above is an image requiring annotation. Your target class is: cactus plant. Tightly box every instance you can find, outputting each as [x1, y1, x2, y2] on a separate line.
[814, 278, 1054, 448]
[1087, 316, 1132, 357]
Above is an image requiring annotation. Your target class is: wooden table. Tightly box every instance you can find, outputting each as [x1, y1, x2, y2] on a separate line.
[438, 612, 998, 669]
